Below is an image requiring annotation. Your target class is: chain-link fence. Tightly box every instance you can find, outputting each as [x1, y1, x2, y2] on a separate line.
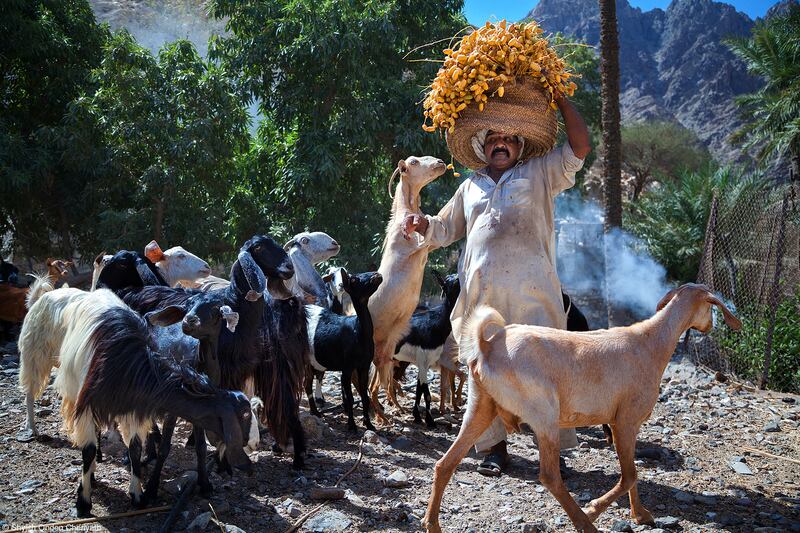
[688, 177, 800, 392]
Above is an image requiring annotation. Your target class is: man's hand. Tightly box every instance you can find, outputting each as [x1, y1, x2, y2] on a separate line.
[401, 213, 429, 240]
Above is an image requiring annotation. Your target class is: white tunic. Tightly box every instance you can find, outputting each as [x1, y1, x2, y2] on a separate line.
[423, 143, 584, 344]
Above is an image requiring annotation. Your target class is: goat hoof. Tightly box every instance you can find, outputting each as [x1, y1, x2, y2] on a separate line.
[292, 457, 305, 470]
[271, 443, 284, 455]
[425, 418, 437, 429]
[632, 509, 655, 526]
[315, 397, 326, 406]
[130, 493, 145, 510]
[583, 503, 601, 522]
[364, 421, 377, 432]
[75, 501, 92, 519]
[422, 516, 442, 533]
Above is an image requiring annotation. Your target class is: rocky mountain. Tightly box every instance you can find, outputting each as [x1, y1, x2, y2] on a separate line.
[527, 0, 774, 162]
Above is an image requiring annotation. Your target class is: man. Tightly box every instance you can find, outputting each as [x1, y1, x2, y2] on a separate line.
[402, 92, 591, 476]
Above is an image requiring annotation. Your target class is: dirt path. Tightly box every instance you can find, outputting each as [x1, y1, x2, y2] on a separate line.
[0, 349, 798, 532]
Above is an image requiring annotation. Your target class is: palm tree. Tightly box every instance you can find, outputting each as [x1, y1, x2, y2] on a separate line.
[599, 0, 622, 228]
[726, 5, 800, 179]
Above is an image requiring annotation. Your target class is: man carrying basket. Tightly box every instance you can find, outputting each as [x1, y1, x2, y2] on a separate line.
[403, 88, 591, 476]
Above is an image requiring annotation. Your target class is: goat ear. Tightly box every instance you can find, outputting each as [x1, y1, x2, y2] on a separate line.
[656, 288, 677, 312]
[237, 250, 266, 300]
[220, 305, 239, 332]
[321, 273, 333, 283]
[705, 293, 742, 331]
[145, 305, 187, 327]
[144, 240, 165, 263]
[397, 159, 408, 173]
[46, 258, 54, 267]
[135, 258, 161, 285]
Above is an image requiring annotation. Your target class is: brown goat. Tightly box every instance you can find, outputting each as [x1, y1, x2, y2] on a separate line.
[423, 284, 741, 533]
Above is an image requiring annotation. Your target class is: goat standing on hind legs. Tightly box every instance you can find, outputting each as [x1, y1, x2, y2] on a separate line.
[367, 155, 447, 425]
[423, 284, 742, 533]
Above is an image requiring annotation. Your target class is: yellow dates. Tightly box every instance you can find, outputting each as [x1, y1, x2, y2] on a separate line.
[422, 20, 577, 133]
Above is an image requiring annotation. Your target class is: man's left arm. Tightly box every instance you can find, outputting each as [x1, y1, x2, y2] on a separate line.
[556, 94, 591, 160]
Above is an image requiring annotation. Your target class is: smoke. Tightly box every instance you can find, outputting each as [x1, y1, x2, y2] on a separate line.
[555, 192, 672, 322]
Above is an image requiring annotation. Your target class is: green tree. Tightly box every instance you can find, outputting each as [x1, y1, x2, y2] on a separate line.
[726, 5, 800, 177]
[74, 31, 250, 259]
[209, 0, 465, 268]
[621, 121, 710, 201]
[0, 0, 108, 257]
[626, 166, 766, 283]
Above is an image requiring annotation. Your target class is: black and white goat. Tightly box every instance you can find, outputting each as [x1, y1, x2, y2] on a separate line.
[102, 236, 309, 470]
[51, 289, 252, 517]
[393, 272, 460, 428]
[304, 270, 383, 432]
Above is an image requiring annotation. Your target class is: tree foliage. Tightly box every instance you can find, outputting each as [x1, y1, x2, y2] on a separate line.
[625, 166, 767, 283]
[208, 0, 466, 268]
[725, 4, 800, 172]
[0, 0, 108, 257]
[621, 121, 710, 201]
[74, 31, 250, 258]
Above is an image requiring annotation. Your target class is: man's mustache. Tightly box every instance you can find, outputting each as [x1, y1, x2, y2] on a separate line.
[491, 147, 510, 157]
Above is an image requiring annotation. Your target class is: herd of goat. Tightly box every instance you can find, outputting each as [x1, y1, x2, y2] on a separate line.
[0, 155, 741, 532]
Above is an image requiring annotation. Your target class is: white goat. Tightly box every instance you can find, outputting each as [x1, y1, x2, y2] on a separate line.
[90, 241, 211, 291]
[423, 284, 742, 533]
[367, 156, 447, 423]
[283, 231, 340, 305]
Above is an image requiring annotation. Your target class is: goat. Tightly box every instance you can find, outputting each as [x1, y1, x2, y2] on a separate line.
[91, 241, 210, 291]
[284, 231, 340, 306]
[393, 271, 460, 428]
[0, 257, 20, 285]
[52, 291, 252, 517]
[303, 270, 383, 431]
[423, 284, 742, 533]
[368, 156, 447, 423]
[0, 259, 74, 324]
[108, 236, 308, 470]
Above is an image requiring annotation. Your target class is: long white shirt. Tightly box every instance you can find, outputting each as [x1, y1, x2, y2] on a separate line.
[423, 143, 584, 344]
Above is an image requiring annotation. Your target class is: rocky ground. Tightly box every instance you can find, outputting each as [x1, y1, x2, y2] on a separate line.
[0, 342, 798, 533]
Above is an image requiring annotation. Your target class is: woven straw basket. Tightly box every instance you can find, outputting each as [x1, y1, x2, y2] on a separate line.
[446, 78, 558, 170]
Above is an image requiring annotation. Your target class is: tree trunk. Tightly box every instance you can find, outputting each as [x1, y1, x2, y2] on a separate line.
[153, 196, 165, 243]
[599, 0, 622, 229]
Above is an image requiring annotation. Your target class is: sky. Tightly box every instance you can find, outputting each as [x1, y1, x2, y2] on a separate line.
[463, 0, 781, 25]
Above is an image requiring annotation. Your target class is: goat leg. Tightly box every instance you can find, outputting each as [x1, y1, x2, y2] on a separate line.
[75, 442, 97, 518]
[536, 429, 597, 532]
[288, 407, 306, 470]
[304, 367, 321, 418]
[438, 367, 450, 416]
[194, 426, 213, 498]
[356, 366, 375, 432]
[95, 430, 103, 463]
[142, 414, 176, 505]
[413, 380, 423, 424]
[143, 422, 161, 465]
[341, 370, 358, 432]
[127, 435, 145, 509]
[422, 382, 436, 428]
[314, 370, 326, 406]
[424, 381, 497, 533]
[583, 424, 648, 525]
[368, 366, 390, 426]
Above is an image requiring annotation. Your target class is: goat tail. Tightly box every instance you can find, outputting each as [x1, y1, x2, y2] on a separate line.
[25, 273, 54, 309]
[461, 306, 506, 375]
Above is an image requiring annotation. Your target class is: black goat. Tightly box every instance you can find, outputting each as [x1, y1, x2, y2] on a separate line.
[66, 304, 252, 517]
[393, 271, 460, 428]
[109, 236, 308, 470]
[0, 257, 20, 285]
[304, 270, 383, 432]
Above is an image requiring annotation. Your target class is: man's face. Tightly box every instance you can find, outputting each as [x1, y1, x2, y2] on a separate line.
[484, 131, 521, 171]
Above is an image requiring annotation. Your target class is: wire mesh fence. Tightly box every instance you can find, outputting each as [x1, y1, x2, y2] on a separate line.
[688, 177, 800, 392]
